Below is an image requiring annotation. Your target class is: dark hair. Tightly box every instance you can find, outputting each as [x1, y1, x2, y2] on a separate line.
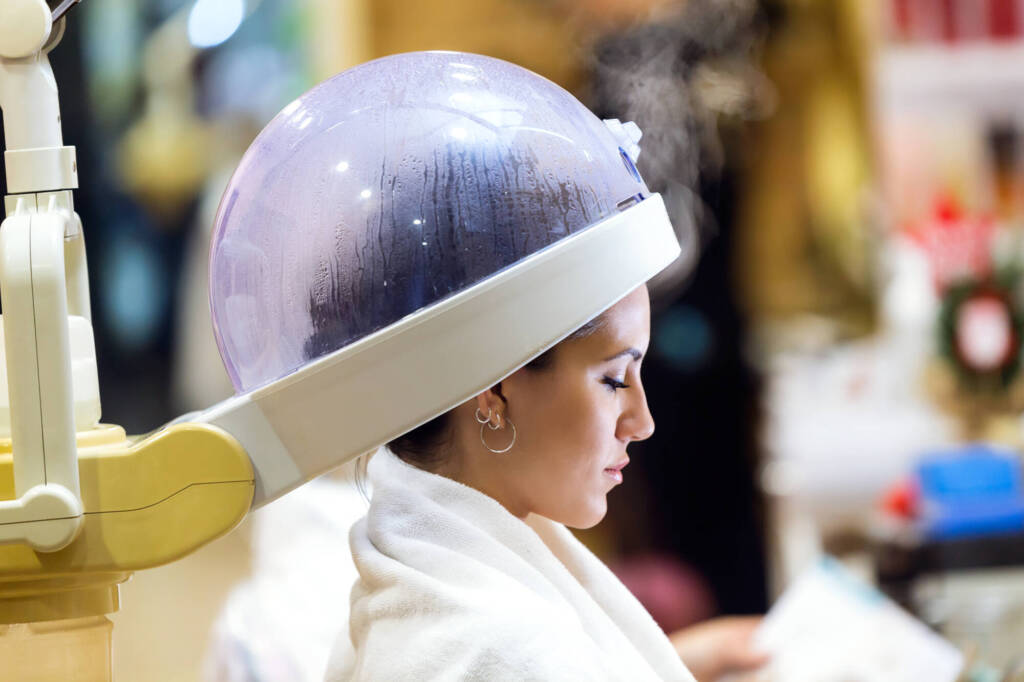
[386, 316, 606, 470]
[300, 138, 610, 369]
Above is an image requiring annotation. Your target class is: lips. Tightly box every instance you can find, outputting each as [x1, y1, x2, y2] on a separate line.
[603, 458, 629, 484]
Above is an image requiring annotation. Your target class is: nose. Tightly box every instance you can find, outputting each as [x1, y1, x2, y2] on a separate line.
[618, 383, 655, 443]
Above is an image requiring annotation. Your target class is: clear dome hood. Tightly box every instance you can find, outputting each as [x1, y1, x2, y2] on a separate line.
[210, 51, 650, 392]
[200, 51, 681, 506]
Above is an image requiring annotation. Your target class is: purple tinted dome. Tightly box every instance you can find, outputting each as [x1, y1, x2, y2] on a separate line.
[210, 51, 649, 392]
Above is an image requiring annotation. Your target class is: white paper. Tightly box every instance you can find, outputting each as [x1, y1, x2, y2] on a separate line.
[752, 557, 964, 682]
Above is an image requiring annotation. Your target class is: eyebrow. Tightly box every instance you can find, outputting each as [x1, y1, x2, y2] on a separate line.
[603, 348, 643, 362]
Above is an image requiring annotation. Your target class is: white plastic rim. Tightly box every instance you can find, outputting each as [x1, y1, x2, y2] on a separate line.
[197, 193, 681, 507]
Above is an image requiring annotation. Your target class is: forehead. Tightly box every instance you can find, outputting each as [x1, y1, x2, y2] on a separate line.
[573, 287, 651, 357]
[601, 288, 650, 339]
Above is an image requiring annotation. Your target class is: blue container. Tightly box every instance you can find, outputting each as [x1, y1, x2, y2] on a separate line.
[917, 445, 1024, 540]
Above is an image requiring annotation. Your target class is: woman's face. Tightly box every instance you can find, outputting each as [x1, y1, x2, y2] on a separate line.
[472, 286, 655, 529]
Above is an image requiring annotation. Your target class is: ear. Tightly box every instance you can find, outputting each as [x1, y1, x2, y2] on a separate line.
[474, 385, 505, 428]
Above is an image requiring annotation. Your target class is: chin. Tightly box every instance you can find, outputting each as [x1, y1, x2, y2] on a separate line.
[561, 499, 608, 530]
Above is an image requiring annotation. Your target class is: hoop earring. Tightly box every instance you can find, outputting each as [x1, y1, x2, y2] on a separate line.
[480, 418, 516, 454]
[474, 408, 492, 424]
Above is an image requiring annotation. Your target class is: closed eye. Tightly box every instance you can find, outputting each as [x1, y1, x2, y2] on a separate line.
[601, 376, 631, 392]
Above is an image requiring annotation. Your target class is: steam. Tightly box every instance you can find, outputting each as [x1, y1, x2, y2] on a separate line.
[586, 0, 769, 302]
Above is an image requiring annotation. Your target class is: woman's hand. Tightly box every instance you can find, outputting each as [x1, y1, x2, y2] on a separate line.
[668, 615, 769, 682]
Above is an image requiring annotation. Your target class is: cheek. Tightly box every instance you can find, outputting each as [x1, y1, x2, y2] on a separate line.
[509, 378, 620, 526]
[522, 380, 616, 462]
[567, 380, 621, 439]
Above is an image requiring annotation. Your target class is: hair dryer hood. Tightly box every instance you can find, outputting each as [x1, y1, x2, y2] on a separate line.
[211, 51, 654, 392]
[204, 51, 681, 505]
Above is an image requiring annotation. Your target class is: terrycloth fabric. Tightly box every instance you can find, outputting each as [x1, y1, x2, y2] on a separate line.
[326, 449, 695, 681]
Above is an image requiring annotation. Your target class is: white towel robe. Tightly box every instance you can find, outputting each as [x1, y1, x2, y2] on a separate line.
[326, 449, 696, 681]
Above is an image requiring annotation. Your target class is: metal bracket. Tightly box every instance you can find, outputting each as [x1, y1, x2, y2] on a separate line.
[50, 0, 84, 25]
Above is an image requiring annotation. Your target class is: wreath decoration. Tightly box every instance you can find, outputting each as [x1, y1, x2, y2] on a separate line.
[937, 271, 1024, 389]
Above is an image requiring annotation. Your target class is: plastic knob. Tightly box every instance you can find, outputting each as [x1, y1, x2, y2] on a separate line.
[0, 0, 53, 59]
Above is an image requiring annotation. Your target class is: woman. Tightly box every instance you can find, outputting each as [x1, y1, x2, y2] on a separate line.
[328, 285, 766, 681]
[208, 49, 763, 681]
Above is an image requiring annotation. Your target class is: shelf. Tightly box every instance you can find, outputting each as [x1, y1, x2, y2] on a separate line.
[876, 42, 1024, 114]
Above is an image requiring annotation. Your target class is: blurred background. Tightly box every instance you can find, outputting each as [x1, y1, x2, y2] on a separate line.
[6, 0, 1024, 679]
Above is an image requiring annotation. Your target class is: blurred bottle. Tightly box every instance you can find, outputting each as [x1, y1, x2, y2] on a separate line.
[988, 122, 1024, 226]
